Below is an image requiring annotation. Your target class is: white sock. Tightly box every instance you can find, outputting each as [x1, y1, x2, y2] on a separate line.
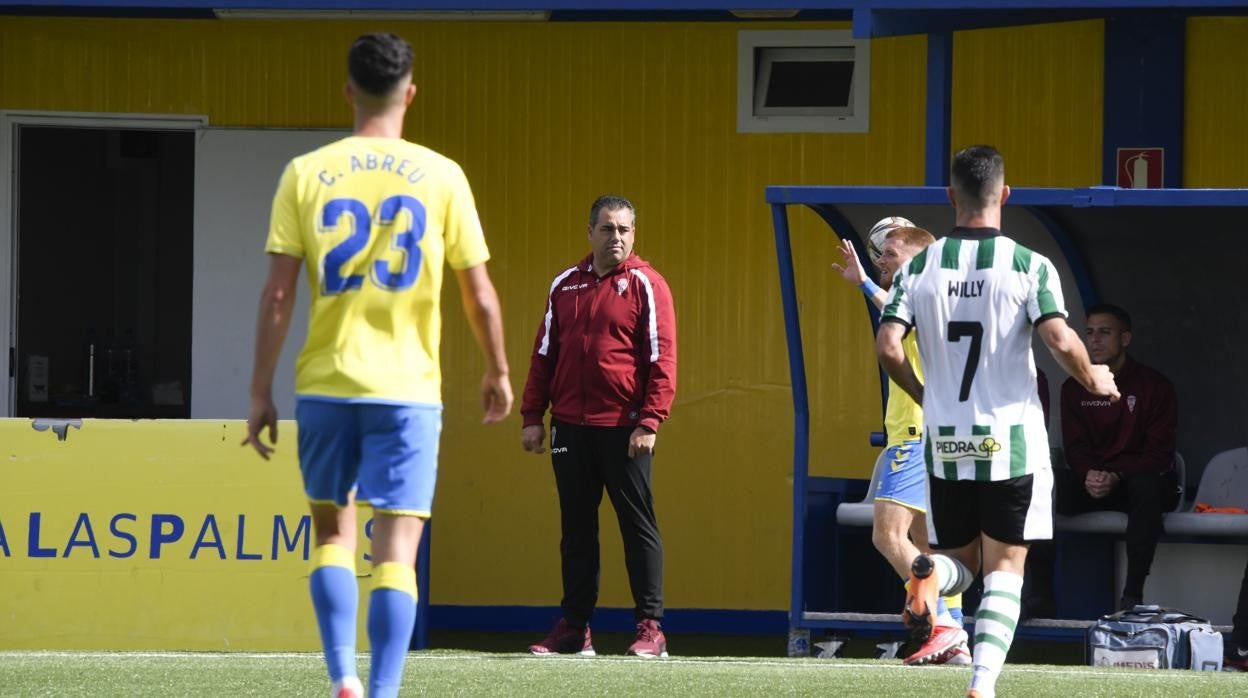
[932, 554, 975, 596]
[970, 570, 1023, 697]
[968, 673, 996, 698]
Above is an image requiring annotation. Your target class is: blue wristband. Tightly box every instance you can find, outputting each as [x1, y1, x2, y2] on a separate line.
[858, 279, 882, 297]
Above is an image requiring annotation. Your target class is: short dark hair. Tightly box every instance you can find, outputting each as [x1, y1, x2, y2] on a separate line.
[589, 195, 635, 228]
[950, 145, 1005, 209]
[1086, 303, 1132, 331]
[348, 33, 414, 98]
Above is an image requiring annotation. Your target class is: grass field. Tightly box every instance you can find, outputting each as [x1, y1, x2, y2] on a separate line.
[1, 650, 1242, 697]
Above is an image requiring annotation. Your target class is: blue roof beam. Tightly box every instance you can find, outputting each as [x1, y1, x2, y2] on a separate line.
[853, 6, 1248, 39]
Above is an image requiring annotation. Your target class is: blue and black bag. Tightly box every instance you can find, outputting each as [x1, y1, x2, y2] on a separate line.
[1086, 604, 1223, 671]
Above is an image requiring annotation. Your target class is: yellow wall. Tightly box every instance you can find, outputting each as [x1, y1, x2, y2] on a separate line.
[0, 16, 1114, 618]
[951, 20, 1104, 186]
[1185, 17, 1248, 187]
[0, 17, 929, 614]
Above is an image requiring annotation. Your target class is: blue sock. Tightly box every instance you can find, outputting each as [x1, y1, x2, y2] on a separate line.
[309, 544, 359, 682]
[945, 592, 965, 625]
[934, 595, 964, 628]
[368, 562, 418, 698]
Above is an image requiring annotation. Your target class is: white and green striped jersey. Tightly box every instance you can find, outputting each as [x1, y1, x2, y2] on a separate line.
[881, 228, 1065, 482]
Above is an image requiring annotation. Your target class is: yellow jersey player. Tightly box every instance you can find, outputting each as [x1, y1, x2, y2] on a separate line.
[833, 221, 968, 665]
[243, 33, 512, 698]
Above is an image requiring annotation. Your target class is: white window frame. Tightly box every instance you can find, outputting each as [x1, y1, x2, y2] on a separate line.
[737, 30, 870, 134]
[0, 110, 206, 416]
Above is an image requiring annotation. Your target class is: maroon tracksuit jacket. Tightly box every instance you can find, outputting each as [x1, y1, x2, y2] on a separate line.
[1061, 356, 1177, 480]
[521, 252, 677, 433]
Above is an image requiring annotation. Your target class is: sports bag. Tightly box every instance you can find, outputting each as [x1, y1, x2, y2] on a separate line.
[1086, 604, 1223, 671]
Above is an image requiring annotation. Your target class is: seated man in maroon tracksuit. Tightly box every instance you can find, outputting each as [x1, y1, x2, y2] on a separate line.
[1027, 304, 1178, 615]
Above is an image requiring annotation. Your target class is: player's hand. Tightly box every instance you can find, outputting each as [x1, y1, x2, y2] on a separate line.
[830, 239, 869, 285]
[242, 394, 278, 460]
[521, 424, 546, 454]
[1085, 364, 1120, 403]
[628, 427, 656, 458]
[481, 371, 513, 424]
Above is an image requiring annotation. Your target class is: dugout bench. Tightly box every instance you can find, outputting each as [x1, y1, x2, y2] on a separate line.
[768, 185, 1248, 655]
[796, 446, 1247, 655]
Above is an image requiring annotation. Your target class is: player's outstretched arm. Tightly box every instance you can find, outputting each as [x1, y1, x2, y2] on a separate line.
[831, 239, 888, 310]
[243, 253, 302, 459]
[1037, 317, 1120, 402]
[876, 321, 923, 404]
[455, 264, 513, 424]
[832, 239, 887, 309]
[831, 239, 869, 284]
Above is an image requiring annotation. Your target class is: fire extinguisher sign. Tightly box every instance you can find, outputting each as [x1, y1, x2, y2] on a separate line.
[1116, 147, 1164, 189]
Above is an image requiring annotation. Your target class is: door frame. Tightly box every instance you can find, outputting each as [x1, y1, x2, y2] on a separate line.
[0, 110, 207, 416]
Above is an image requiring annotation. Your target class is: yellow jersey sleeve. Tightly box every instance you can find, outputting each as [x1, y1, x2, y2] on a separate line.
[265, 162, 304, 258]
[442, 163, 490, 270]
[883, 330, 924, 446]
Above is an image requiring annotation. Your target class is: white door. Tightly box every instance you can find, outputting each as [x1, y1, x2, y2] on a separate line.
[191, 128, 348, 419]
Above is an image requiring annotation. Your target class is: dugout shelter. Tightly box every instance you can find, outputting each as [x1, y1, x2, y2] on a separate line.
[771, 185, 1248, 646]
[769, 0, 1248, 650]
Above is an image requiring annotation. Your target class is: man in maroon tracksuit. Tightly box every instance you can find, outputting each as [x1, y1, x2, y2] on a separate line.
[521, 195, 677, 659]
[1025, 305, 1178, 616]
[1051, 304, 1178, 613]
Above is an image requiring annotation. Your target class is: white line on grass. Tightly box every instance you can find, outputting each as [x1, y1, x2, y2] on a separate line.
[518, 654, 1213, 681]
[1, 652, 324, 660]
[0, 651, 1215, 681]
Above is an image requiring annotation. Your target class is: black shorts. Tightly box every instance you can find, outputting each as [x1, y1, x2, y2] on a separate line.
[927, 468, 1054, 548]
